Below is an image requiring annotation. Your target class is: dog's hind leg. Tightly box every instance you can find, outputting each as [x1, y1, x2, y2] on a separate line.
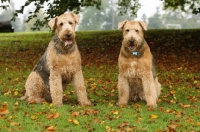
[23, 72, 46, 104]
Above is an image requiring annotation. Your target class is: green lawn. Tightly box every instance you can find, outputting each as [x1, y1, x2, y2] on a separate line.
[0, 31, 199, 131]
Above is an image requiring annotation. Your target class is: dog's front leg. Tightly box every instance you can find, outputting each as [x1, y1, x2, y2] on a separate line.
[117, 74, 129, 106]
[73, 70, 91, 106]
[49, 71, 63, 106]
[142, 72, 157, 108]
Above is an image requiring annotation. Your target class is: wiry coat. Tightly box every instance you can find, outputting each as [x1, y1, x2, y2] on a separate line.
[117, 20, 161, 108]
[21, 13, 91, 106]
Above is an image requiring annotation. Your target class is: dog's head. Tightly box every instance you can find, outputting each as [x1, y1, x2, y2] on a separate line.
[118, 20, 147, 52]
[48, 12, 80, 46]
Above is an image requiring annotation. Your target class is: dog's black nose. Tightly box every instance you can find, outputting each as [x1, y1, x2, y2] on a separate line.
[129, 40, 134, 45]
[66, 34, 71, 38]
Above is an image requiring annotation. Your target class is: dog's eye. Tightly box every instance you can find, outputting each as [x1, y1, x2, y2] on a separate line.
[60, 22, 63, 26]
[125, 29, 130, 32]
[135, 29, 139, 32]
[69, 21, 73, 25]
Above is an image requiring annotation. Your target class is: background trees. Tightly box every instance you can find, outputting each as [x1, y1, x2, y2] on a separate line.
[78, 0, 134, 30]
[0, 0, 199, 31]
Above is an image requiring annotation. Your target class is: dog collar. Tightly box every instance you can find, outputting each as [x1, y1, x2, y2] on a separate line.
[132, 52, 138, 56]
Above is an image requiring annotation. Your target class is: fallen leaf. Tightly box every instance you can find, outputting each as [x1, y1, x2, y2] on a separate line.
[72, 119, 79, 125]
[0, 110, 9, 115]
[14, 91, 19, 96]
[31, 115, 37, 120]
[183, 104, 190, 108]
[71, 111, 79, 117]
[196, 122, 200, 126]
[46, 126, 56, 131]
[46, 112, 60, 119]
[150, 114, 158, 119]
[111, 110, 119, 115]
[10, 122, 20, 126]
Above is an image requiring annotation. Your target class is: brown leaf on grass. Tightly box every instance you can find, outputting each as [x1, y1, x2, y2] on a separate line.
[168, 124, 177, 132]
[118, 121, 129, 129]
[68, 118, 79, 125]
[0, 110, 9, 115]
[10, 122, 20, 126]
[71, 111, 79, 117]
[46, 112, 60, 120]
[0, 104, 9, 115]
[46, 126, 56, 131]
[81, 109, 98, 115]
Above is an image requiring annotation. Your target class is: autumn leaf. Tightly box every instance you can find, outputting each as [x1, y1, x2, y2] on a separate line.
[111, 110, 119, 115]
[72, 119, 79, 125]
[0, 110, 9, 115]
[81, 109, 98, 115]
[118, 121, 129, 128]
[71, 111, 79, 117]
[68, 118, 80, 125]
[46, 112, 60, 120]
[46, 126, 56, 131]
[10, 122, 20, 126]
[168, 124, 177, 132]
[196, 122, 200, 126]
[150, 114, 158, 119]
[31, 115, 37, 120]
[0, 105, 9, 115]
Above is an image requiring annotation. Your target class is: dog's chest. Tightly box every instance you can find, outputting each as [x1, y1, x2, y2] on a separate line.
[120, 60, 145, 78]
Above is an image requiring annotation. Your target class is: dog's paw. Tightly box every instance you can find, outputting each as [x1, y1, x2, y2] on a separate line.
[117, 102, 127, 107]
[80, 100, 92, 106]
[146, 103, 157, 108]
[53, 102, 63, 106]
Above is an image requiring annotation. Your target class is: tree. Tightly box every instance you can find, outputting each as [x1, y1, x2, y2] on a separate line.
[25, 10, 49, 32]
[0, 0, 199, 30]
[162, 9, 200, 29]
[163, 0, 200, 14]
[79, 0, 133, 30]
[148, 8, 164, 29]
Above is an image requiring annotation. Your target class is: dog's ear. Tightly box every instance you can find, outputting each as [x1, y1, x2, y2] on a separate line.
[48, 17, 58, 30]
[118, 20, 127, 30]
[138, 21, 147, 30]
[71, 12, 80, 25]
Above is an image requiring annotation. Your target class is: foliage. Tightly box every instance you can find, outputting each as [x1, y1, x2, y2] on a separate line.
[1, 0, 200, 31]
[148, 8, 165, 29]
[25, 10, 49, 32]
[163, 0, 200, 14]
[0, 30, 200, 131]
[147, 7, 200, 29]
[0, 1, 24, 32]
[78, 1, 133, 30]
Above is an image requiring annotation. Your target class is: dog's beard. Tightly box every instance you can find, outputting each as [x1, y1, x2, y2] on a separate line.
[126, 45, 136, 51]
[65, 39, 73, 46]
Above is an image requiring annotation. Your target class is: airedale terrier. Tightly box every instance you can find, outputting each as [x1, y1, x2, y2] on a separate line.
[21, 12, 91, 106]
[117, 20, 161, 108]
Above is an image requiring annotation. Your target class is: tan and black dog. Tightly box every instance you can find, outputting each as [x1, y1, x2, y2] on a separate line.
[117, 20, 161, 108]
[21, 12, 91, 106]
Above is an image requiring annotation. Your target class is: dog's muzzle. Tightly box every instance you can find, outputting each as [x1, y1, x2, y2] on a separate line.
[64, 33, 73, 46]
[126, 39, 136, 51]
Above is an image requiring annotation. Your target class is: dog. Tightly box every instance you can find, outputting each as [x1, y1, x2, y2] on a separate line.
[20, 12, 91, 106]
[117, 20, 161, 108]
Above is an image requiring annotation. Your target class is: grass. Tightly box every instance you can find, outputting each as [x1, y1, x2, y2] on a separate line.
[0, 30, 200, 131]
